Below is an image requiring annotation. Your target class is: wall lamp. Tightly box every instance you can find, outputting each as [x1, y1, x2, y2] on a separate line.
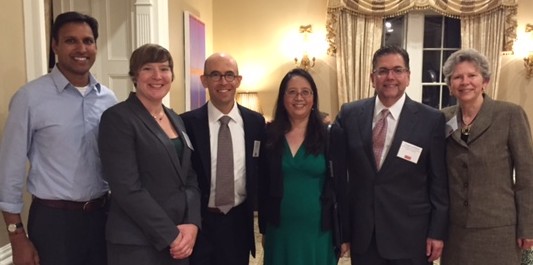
[523, 24, 533, 79]
[236, 92, 262, 114]
[294, 25, 316, 71]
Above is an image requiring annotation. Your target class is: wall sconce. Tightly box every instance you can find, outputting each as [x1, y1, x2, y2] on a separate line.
[294, 25, 316, 71]
[524, 24, 533, 79]
[236, 92, 262, 114]
[515, 24, 533, 79]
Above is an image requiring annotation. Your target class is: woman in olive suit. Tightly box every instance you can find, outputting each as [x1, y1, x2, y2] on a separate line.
[440, 49, 533, 265]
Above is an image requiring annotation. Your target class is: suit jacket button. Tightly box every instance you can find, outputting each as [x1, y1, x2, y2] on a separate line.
[463, 200, 469, 207]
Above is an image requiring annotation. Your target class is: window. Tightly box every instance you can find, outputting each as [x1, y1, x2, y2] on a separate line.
[383, 13, 460, 109]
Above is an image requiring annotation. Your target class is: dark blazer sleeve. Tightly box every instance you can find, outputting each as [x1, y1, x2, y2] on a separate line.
[258, 125, 277, 234]
[329, 124, 350, 243]
[426, 111, 449, 240]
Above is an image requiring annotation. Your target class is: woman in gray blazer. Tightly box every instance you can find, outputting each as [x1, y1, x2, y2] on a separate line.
[99, 44, 201, 265]
[440, 49, 533, 265]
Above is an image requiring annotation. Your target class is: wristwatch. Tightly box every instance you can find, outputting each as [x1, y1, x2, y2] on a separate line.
[7, 222, 23, 234]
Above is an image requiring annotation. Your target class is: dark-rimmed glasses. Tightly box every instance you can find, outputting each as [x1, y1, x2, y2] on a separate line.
[205, 71, 239, 82]
[373, 67, 409, 78]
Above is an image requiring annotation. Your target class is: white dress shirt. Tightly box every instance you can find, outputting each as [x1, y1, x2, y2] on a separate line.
[207, 101, 246, 208]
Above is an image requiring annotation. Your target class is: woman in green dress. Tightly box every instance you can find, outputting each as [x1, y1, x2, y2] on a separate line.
[258, 68, 349, 265]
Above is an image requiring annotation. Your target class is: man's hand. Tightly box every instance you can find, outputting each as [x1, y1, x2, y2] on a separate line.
[340, 243, 350, 257]
[517, 238, 533, 250]
[10, 233, 40, 265]
[169, 224, 198, 260]
[426, 238, 443, 262]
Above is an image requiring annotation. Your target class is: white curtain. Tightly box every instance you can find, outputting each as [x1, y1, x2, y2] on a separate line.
[461, 8, 516, 98]
[331, 11, 382, 104]
[327, 0, 518, 104]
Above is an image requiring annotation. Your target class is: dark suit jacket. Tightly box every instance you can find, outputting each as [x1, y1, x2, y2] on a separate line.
[99, 93, 201, 256]
[180, 103, 265, 257]
[257, 123, 350, 249]
[336, 96, 449, 259]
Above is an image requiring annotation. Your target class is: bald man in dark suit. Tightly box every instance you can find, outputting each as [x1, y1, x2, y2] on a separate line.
[181, 53, 265, 265]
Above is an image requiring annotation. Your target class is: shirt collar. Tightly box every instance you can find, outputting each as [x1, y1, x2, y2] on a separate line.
[207, 100, 242, 124]
[374, 93, 406, 121]
[50, 65, 101, 94]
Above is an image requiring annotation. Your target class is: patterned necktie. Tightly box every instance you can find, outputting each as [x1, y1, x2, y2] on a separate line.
[215, 116, 234, 214]
[372, 109, 389, 170]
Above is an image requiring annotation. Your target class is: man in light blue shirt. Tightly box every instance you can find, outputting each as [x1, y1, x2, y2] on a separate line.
[0, 11, 116, 265]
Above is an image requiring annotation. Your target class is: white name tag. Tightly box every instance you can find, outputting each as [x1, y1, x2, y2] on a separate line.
[397, 141, 422, 164]
[445, 116, 458, 138]
[252, 140, 261, 157]
[181, 131, 194, 151]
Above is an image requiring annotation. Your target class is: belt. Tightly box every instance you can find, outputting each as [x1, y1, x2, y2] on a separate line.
[207, 204, 242, 215]
[33, 195, 108, 212]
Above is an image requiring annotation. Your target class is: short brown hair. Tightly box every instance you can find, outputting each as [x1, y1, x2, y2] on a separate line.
[129, 44, 174, 86]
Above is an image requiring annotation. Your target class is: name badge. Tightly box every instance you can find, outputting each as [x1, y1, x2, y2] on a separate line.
[396, 141, 422, 164]
[252, 140, 261, 157]
[445, 116, 458, 138]
[181, 131, 194, 151]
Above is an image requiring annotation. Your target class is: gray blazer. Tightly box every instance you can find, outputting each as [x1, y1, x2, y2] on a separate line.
[442, 95, 533, 237]
[99, 93, 201, 255]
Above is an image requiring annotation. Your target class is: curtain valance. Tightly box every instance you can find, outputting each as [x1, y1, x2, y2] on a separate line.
[327, 0, 517, 18]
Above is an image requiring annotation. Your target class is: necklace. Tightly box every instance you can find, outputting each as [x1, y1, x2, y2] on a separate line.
[461, 124, 472, 135]
[152, 112, 164, 121]
[460, 116, 476, 136]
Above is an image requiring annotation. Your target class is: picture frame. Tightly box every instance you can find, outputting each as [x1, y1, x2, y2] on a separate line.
[184, 11, 206, 111]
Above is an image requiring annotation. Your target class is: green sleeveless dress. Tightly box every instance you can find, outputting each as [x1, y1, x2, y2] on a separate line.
[263, 141, 336, 265]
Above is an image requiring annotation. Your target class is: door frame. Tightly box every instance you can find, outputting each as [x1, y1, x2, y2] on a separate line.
[22, 0, 169, 89]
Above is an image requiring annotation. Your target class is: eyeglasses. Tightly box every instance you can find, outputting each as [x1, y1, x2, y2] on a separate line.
[285, 89, 313, 98]
[373, 67, 409, 77]
[205, 71, 239, 82]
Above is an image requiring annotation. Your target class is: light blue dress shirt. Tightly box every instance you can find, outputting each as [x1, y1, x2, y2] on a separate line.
[0, 66, 117, 213]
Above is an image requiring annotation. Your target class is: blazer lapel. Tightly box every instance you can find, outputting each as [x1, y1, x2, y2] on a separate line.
[238, 105, 255, 178]
[193, 105, 213, 185]
[127, 94, 184, 184]
[360, 99, 377, 168]
[465, 95, 493, 144]
[167, 110, 191, 183]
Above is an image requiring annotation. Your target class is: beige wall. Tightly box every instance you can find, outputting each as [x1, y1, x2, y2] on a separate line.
[168, 0, 213, 114]
[212, 0, 337, 121]
[0, 1, 26, 141]
[498, 0, 533, 129]
[0, 1, 26, 246]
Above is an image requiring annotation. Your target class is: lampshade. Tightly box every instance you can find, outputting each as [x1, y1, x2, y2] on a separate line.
[514, 24, 533, 79]
[236, 92, 262, 114]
